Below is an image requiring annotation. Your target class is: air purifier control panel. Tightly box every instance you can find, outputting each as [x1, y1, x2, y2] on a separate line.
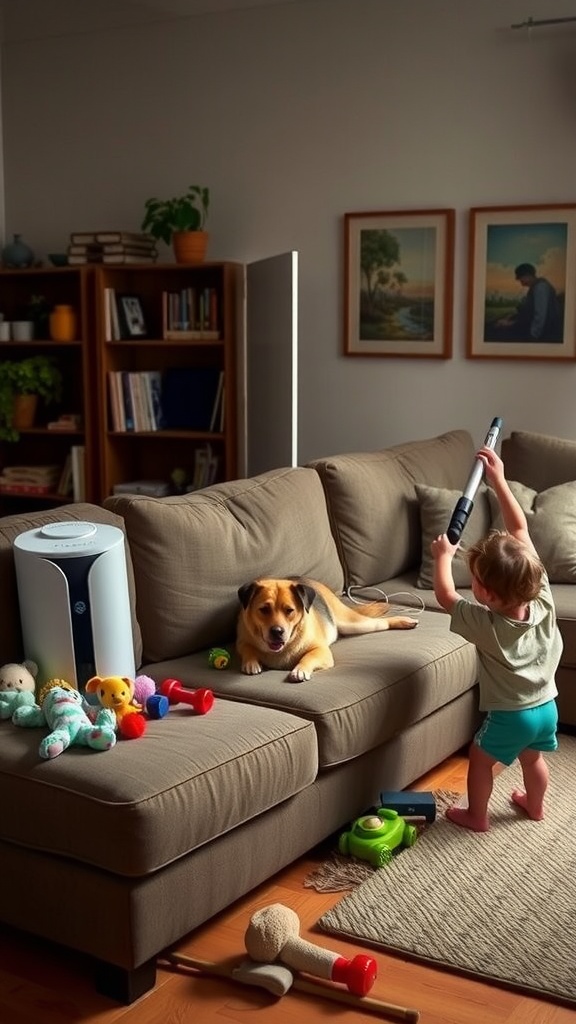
[16, 521, 117, 555]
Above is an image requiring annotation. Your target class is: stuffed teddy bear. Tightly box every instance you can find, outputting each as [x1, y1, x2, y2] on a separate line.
[12, 678, 117, 759]
[85, 675, 147, 739]
[0, 660, 38, 720]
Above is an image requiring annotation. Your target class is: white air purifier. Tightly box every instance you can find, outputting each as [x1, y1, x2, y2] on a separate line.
[13, 521, 135, 690]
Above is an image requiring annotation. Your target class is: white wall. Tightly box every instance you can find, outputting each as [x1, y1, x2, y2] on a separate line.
[1, 0, 576, 461]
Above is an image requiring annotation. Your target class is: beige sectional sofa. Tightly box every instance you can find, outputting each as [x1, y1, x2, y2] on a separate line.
[0, 428, 573, 1002]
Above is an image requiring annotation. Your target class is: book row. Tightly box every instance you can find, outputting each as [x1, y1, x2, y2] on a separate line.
[107, 369, 225, 434]
[108, 371, 163, 433]
[162, 287, 219, 339]
[103, 287, 222, 342]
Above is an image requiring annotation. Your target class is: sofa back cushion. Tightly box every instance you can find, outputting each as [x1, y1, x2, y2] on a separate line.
[502, 431, 576, 492]
[0, 503, 142, 668]
[488, 480, 576, 583]
[106, 467, 344, 663]
[308, 430, 475, 587]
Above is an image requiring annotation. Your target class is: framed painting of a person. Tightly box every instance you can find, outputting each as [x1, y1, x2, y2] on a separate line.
[467, 205, 576, 360]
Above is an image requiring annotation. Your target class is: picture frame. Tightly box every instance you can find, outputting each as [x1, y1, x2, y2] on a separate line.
[467, 204, 576, 360]
[118, 294, 147, 339]
[344, 208, 455, 358]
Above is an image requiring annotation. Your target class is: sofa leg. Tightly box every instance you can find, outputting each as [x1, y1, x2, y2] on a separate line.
[94, 957, 156, 1003]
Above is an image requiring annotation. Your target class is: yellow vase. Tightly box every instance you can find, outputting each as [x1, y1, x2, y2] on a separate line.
[49, 305, 77, 342]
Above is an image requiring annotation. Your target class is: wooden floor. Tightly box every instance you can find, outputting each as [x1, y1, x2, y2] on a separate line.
[1, 750, 574, 1024]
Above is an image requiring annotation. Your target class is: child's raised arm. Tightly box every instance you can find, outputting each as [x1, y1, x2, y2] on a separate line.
[477, 446, 535, 554]
[431, 533, 460, 612]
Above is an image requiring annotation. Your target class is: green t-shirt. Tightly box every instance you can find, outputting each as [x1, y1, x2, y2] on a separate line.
[450, 575, 562, 712]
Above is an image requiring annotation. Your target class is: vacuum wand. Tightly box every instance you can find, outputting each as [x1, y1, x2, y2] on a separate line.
[446, 417, 503, 544]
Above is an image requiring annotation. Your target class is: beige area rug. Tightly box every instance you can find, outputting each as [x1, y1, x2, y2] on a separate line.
[317, 734, 576, 1006]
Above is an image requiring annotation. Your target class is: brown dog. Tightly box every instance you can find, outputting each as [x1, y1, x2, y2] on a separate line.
[237, 576, 418, 682]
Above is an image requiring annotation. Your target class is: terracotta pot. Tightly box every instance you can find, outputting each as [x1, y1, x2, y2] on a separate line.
[49, 304, 77, 342]
[12, 393, 38, 430]
[172, 231, 208, 265]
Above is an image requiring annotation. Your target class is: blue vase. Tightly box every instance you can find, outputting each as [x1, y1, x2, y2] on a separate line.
[2, 233, 34, 268]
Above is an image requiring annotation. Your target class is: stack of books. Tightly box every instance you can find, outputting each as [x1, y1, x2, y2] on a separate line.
[0, 464, 60, 495]
[67, 231, 158, 265]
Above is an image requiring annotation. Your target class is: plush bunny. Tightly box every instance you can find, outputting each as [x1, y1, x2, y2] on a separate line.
[12, 678, 117, 759]
[0, 660, 38, 720]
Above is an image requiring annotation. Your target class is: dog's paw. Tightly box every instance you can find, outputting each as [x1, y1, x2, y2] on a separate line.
[401, 618, 419, 629]
[242, 660, 263, 675]
[288, 666, 311, 683]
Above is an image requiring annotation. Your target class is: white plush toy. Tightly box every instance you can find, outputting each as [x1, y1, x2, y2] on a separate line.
[0, 660, 38, 720]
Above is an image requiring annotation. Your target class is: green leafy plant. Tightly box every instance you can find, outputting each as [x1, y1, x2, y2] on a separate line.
[0, 355, 63, 441]
[141, 185, 210, 245]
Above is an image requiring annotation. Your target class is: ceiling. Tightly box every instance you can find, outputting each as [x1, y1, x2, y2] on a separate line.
[0, 0, 318, 43]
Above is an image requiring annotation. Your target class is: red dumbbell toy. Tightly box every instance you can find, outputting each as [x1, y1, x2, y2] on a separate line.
[159, 678, 214, 715]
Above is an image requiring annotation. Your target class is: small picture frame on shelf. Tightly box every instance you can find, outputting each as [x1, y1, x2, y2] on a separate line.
[118, 295, 147, 339]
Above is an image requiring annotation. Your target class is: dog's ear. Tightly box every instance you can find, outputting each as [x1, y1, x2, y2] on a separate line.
[292, 583, 316, 613]
[238, 581, 257, 608]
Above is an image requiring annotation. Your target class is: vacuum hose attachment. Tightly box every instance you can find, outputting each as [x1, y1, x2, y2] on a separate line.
[447, 417, 503, 544]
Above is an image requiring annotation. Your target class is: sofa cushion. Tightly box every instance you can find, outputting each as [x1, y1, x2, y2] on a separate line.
[415, 483, 492, 588]
[106, 467, 344, 663]
[0, 503, 142, 669]
[143, 608, 478, 769]
[0, 699, 317, 876]
[502, 431, 576, 492]
[308, 430, 475, 587]
[488, 481, 576, 583]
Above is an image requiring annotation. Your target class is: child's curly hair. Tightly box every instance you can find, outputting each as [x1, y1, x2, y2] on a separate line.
[467, 530, 544, 605]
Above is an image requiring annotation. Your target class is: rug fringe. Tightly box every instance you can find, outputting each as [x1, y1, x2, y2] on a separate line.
[304, 851, 374, 892]
[304, 790, 460, 892]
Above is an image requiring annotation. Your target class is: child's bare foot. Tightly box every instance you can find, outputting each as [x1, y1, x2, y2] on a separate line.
[445, 806, 489, 832]
[511, 789, 544, 821]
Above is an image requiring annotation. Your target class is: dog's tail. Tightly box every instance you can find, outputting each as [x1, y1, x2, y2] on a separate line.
[352, 600, 391, 619]
[333, 596, 418, 633]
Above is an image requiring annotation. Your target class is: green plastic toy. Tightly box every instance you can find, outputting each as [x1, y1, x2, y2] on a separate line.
[208, 647, 230, 670]
[338, 808, 418, 868]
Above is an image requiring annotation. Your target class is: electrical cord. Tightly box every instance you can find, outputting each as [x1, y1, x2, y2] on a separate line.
[343, 584, 425, 617]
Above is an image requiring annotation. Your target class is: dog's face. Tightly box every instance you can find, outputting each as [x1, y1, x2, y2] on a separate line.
[237, 579, 316, 655]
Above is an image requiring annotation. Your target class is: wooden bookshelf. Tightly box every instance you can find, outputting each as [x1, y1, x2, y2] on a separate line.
[94, 262, 242, 499]
[0, 267, 96, 515]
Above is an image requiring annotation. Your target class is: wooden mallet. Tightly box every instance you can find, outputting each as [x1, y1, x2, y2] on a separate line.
[162, 950, 420, 1022]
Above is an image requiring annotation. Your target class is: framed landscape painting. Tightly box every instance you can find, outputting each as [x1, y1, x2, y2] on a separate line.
[344, 208, 454, 358]
[467, 204, 576, 360]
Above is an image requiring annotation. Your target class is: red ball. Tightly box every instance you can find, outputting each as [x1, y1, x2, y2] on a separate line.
[119, 713, 147, 739]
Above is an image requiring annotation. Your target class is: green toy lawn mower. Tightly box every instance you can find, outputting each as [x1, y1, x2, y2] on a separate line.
[338, 807, 418, 868]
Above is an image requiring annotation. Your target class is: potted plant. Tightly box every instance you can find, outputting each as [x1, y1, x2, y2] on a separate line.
[141, 185, 210, 264]
[0, 355, 63, 441]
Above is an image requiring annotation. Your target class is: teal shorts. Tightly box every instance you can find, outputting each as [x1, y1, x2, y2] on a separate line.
[474, 700, 558, 766]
